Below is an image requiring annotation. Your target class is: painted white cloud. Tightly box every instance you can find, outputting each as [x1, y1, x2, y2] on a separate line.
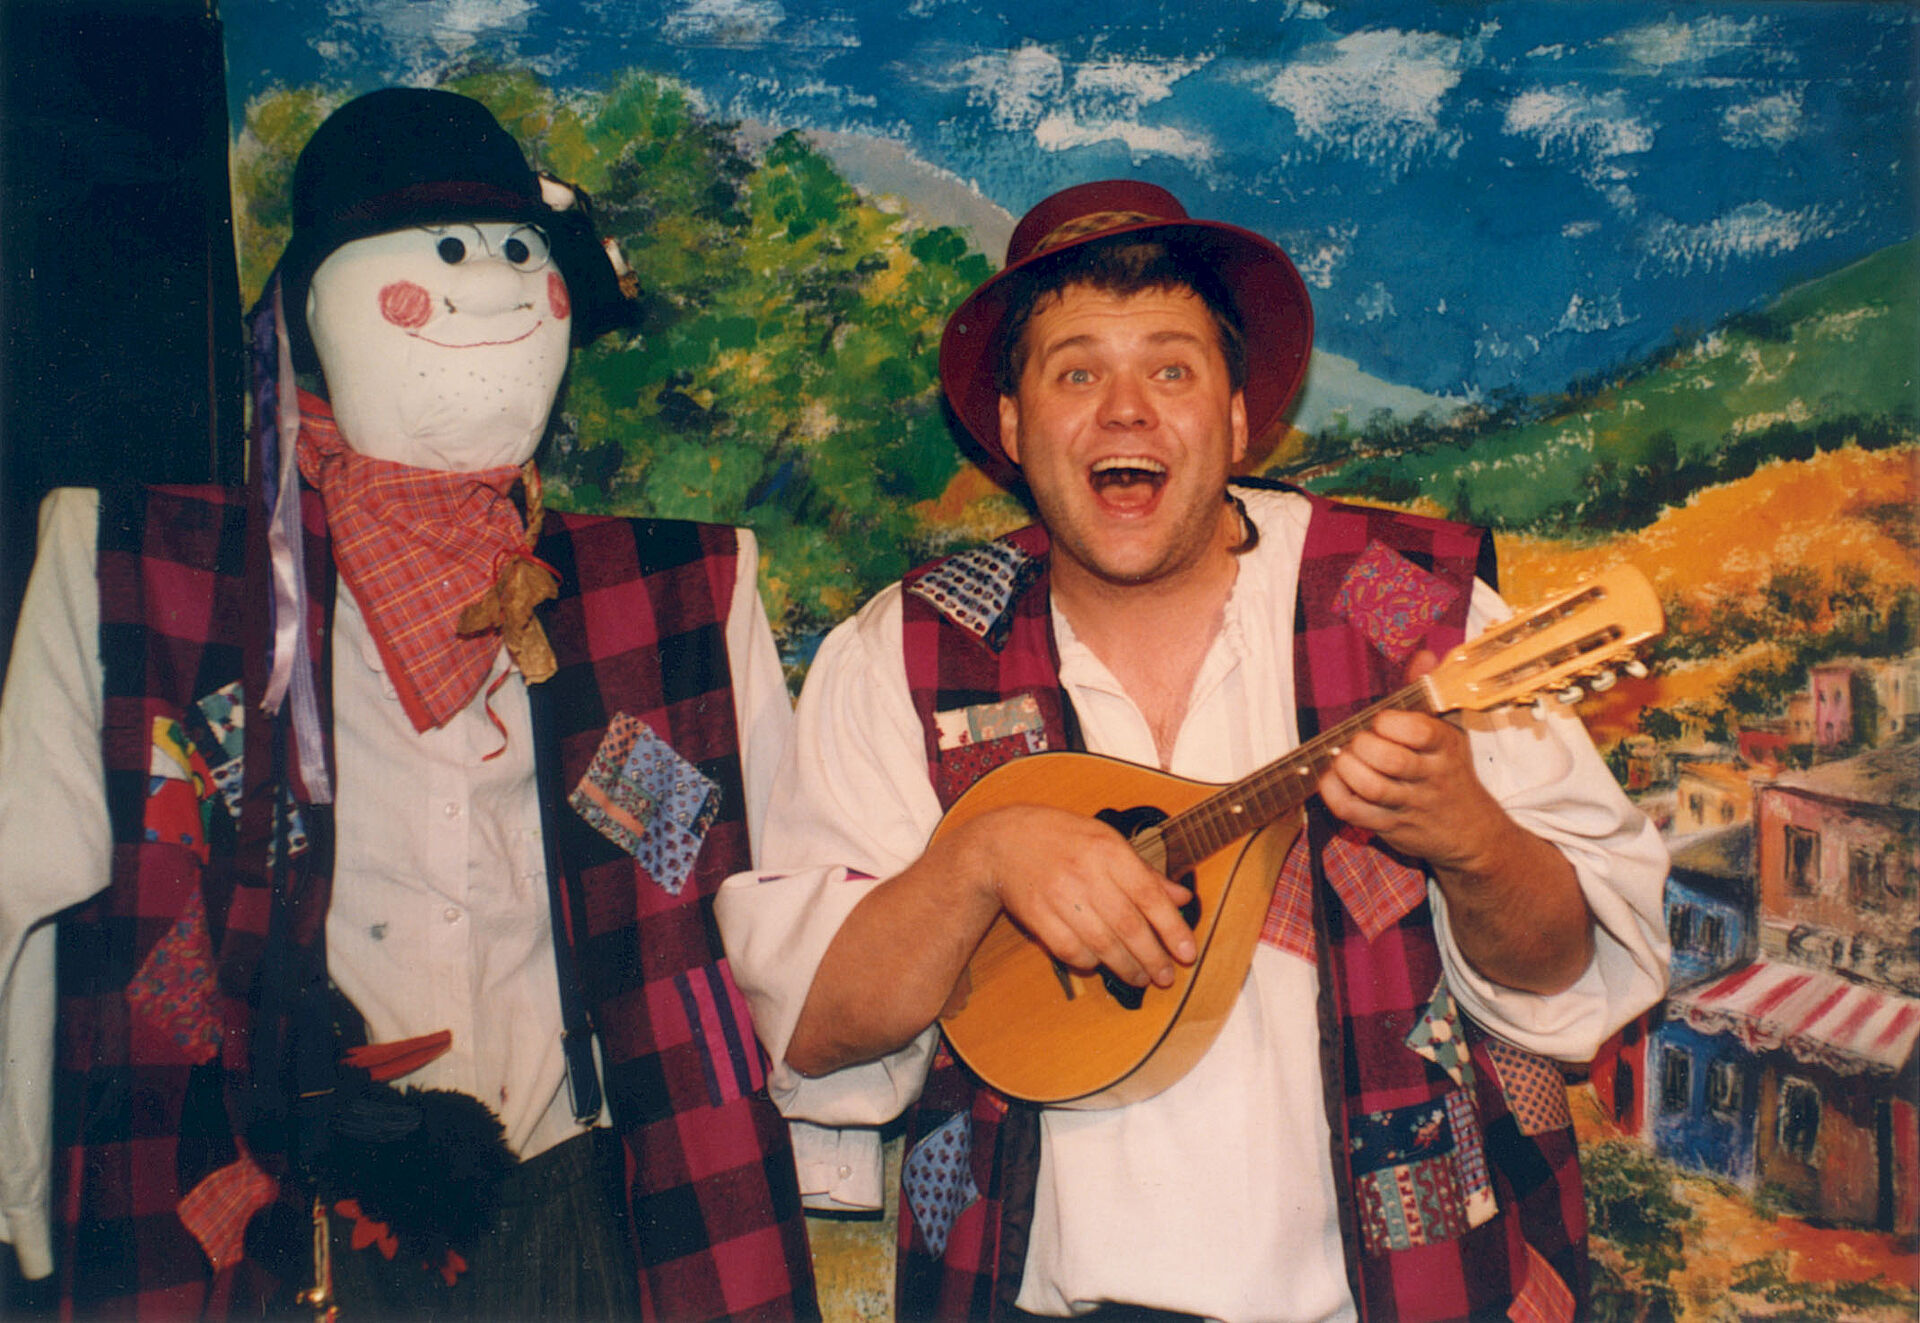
[661, 0, 788, 47]
[1504, 86, 1654, 162]
[1555, 289, 1635, 334]
[1612, 14, 1780, 71]
[322, 0, 539, 70]
[1642, 200, 1838, 273]
[950, 44, 1211, 162]
[1290, 223, 1355, 290]
[1248, 28, 1467, 173]
[1722, 91, 1804, 148]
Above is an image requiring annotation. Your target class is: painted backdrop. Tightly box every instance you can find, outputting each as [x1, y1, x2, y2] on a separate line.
[219, 3, 1919, 1319]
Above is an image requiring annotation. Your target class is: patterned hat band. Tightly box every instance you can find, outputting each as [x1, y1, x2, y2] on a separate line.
[1030, 210, 1164, 256]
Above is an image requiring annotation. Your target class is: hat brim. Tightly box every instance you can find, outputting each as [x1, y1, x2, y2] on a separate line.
[939, 215, 1314, 478]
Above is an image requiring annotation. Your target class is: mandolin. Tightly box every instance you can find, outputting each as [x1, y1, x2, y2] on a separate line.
[934, 564, 1664, 1109]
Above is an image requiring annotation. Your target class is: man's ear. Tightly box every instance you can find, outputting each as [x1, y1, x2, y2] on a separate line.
[997, 394, 1023, 467]
[997, 395, 1024, 466]
[1229, 390, 1249, 466]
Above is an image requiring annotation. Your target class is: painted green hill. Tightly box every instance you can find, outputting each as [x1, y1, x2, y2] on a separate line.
[1287, 239, 1919, 536]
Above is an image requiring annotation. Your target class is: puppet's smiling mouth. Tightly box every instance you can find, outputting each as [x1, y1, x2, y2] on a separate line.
[409, 315, 545, 350]
[1089, 456, 1168, 510]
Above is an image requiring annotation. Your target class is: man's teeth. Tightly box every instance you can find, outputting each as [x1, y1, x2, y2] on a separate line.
[1090, 456, 1168, 487]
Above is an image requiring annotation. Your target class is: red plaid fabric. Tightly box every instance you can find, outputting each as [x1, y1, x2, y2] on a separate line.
[295, 392, 529, 732]
[890, 485, 1587, 1321]
[176, 1151, 279, 1274]
[65, 486, 815, 1320]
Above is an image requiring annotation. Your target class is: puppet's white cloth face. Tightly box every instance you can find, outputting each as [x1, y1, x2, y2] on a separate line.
[307, 223, 573, 472]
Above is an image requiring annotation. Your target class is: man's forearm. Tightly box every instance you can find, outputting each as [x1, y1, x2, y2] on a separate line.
[1430, 822, 1595, 996]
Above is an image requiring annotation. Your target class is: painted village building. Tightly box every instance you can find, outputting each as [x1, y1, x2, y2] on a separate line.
[1671, 760, 1755, 837]
[1650, 743, 1920, 1237]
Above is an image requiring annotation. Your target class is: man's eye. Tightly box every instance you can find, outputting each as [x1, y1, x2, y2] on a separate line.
[1065, 368, 1093, 384]
[436, 236, 468, 264]
[1160, 364, 1189, 381]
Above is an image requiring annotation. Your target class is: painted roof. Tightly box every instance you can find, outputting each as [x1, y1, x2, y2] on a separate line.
[1668, 958, 1920, 1077]
[1766, 742, 1920, 810]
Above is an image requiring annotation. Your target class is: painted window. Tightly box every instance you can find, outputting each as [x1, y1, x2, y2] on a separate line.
[1659, 1044, 1692, 1113]
[1784, 824, 1819, 896]
[1777, 1075, 1820, 1161]
[1850, 847, 1886, 909]
[1706, 1059, 1743, 1117]
[1697, 911, 1726, 960]
[1668, 904, 1693, 950]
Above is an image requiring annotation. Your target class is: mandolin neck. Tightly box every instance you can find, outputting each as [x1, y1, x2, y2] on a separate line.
[1134, 680, 1436, 875]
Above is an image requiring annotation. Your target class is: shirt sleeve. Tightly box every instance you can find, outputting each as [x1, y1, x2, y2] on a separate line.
[723, 526, 796, 862]
[715, 585, 941, 1134]
[0, 487, 111, 1278]
[1432, 578, 1672, 1063]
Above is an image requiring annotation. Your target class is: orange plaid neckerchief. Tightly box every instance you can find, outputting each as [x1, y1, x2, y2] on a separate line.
[296, 393, 558, 734]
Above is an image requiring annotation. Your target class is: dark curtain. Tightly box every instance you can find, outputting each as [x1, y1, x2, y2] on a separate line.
[0, 0, 242, 689]
[0, 0, 239, 1307]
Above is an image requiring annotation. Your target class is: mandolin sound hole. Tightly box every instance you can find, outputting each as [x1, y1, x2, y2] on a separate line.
[1089, 805, 1198, 1011]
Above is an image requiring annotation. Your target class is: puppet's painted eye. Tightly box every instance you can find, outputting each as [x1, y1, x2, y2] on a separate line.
[501, 225, 551, 271]
[436, 235, 468, 264]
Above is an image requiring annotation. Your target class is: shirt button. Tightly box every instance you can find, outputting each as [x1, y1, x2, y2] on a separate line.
[444, 802, 461, 819]
[837, 1165, 852, 1179]
[444, 907, 462, 924]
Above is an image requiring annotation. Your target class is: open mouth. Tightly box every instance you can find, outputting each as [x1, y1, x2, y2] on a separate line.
[1089, 455, 1168, 511]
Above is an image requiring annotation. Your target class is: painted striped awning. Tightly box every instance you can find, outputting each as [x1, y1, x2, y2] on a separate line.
[1669, 959, 1920, 1077]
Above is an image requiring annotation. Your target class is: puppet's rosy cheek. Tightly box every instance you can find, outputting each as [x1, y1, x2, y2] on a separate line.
[548, 272, 571, 321]
[379, 281, 433, 329]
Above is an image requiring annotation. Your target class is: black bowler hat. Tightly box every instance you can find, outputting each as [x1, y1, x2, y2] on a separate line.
[274, 87, 633, 371]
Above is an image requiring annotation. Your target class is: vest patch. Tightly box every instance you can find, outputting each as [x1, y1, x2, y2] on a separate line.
[902, 1110, 979, 1259]
[1332, 539, 1462, 663]
[905, 539, 1043, 651]
[569, 712, 722, 895]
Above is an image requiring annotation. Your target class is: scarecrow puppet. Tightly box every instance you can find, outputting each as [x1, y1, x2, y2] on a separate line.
[0, 88, 816, 1319]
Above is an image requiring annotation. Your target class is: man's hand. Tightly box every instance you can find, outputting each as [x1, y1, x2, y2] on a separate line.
[956, 803, 1197, 990]
[786, 803, 1195, 1077]
[1316, 651, 1596, 995]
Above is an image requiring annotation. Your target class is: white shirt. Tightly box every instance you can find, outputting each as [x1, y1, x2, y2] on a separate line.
[717, 486, 1670, 1323]
[0, 487, 793, 1277]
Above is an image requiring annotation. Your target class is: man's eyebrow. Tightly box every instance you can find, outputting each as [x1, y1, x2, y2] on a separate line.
[1032, 327, 1210, 366]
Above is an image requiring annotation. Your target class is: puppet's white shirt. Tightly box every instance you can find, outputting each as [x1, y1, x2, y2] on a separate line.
[0, 487, 793, 1278]
[717, 485, 1671, 1323]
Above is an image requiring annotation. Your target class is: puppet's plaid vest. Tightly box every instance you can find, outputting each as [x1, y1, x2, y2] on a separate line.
[55, 482, 816, 1320]
[890, 486, 1586, 1323]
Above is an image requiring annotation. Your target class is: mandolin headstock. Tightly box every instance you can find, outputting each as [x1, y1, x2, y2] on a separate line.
[1424, 565, 1665, 716]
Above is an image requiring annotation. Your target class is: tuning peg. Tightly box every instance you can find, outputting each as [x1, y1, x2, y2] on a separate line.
[1590, 669, 1617, 692]
[1624, 660, 1648, 679]
[1557, 686, 1584, 704]
[1532, 698, 1552, 721]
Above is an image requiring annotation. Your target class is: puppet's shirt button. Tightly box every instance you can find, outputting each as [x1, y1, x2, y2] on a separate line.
[444, 802, 462, 819]
[444, 907, 462, 924]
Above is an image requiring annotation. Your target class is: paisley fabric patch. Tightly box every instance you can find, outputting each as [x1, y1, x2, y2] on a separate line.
[906, 540, 1044, 651]
[189, 681, 247, 821]
[902, 1112, 979, 1259]
[933, 729, 1046, 807]
[1486, 1038, 1574, 1137]
[569, 713, 721, 895]
[125, 889, 222, 1063]
[1332, 540, 1461, 663]
[1406, 977, 1476, 1090]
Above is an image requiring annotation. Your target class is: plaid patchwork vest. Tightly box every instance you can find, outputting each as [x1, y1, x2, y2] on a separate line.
[57, 483, 816, 1320]
[891, 486, 1587, 1322]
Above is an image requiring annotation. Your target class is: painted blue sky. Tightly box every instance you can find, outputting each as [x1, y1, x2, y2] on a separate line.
[222, 0, 1916, 406]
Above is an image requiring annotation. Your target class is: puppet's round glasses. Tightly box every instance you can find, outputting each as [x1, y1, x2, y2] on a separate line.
[422, 222, 552, 272]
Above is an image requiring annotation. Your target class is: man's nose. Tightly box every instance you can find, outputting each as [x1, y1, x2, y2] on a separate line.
[444, 257, 533, 316]
[1099, 373, 1155, 429]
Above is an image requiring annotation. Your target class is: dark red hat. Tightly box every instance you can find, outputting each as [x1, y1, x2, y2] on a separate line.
[939, 179, 1314, 473]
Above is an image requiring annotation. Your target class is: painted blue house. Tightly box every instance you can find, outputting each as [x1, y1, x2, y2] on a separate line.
[1664, 825, 1757, 992]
